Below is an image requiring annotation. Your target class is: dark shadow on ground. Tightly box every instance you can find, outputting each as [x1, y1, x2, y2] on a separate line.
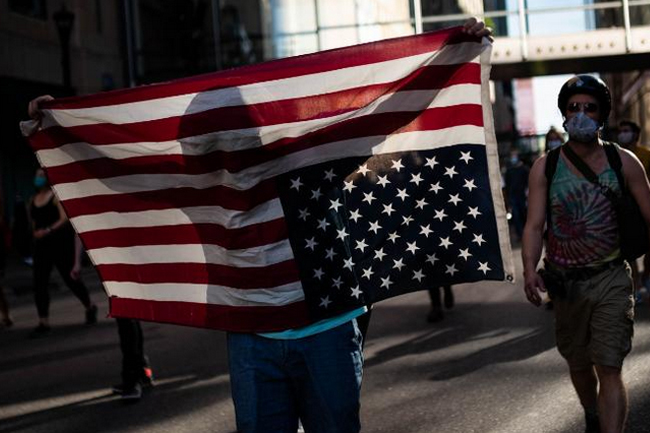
[364, 300, 556, 382]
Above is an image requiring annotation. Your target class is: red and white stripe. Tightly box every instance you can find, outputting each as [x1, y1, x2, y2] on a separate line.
[23, 27, 503, 332]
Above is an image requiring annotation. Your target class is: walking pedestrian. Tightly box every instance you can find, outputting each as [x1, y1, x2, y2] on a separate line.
[617, 119, 650, 299]
[28, 168, 98, 337]
[426, 285, 454, 323]
[504, 151, 529, 242]
[522, 75, 650, 433]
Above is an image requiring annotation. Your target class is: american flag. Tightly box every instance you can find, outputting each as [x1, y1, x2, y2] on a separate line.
[22, 27, 514, 332]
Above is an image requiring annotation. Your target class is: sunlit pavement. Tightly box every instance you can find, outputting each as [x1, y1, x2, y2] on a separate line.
[1, 247, 649, 433]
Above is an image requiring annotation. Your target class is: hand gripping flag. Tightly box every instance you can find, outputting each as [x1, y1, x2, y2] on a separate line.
[22, 27, 514, 332]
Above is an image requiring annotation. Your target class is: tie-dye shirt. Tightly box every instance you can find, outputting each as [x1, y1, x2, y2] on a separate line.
[546, 156, 621, 268]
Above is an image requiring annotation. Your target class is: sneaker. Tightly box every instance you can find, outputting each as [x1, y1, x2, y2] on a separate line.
[113, 382, 142, 401]
[141, 366, 155, 388]
[29, 324, 51, 338]
[121, 383, 142, 401]
[85, 305, 98, 325]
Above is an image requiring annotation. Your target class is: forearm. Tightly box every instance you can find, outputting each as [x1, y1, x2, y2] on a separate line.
[522, 225, 544, 277]
[73, 235, 83, 265]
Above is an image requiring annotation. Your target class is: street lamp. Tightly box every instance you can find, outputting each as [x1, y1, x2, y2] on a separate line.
[53, 4, 75, 90]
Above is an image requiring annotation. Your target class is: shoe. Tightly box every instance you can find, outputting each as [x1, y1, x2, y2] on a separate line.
[141, 366, 155, 388]
[85, 305, 98, 325]
[426, 307, 444, 323]
[113, 382, 142, 401]
[29, 324, 51, 338]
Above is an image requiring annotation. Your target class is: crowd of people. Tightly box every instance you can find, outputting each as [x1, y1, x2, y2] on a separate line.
[2, 17, 649, 433]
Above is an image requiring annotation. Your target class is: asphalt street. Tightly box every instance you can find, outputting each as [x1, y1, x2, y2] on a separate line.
[1, 247, 650, 433]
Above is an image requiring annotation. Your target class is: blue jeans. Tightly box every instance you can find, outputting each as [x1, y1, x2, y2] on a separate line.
[227, 320, 364, 433]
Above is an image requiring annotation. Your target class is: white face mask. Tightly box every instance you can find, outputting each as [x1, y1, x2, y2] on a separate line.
[618, 131, 634, 145]
[564, 112, 600, 143]
[548, 139, 562, 150]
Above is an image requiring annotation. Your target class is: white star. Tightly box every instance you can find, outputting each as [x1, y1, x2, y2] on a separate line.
[298, 208, 310, 221]
[406, 241, 419, 255]
[349, 209, 362, 223]
[342, 180, 356, 193]
[478, 261, 491, 274]
[357, 164, 371, 176]
[325, 248, 337, 260]
[429, 182, 443, 194]
[459, 248, 472, 260]
[362, 267, 374, 279]
[362, 191, 376, 205]
[419, 225, 433, 237]
[314, 268, 325, 280]
[343, 257, 355, 271]
[368, 220, 382, 234]
[317, 218, 330, 231]
[336, 228, 349, 240]
[402, 215, 414, 227]
[380, 276, 393, 289]
[311, 188, 323, 200]
[468, 206, 482, 218]
[319, 296, 332, 308]
[444, 166, 458, 178]
[425, 156, 438, 169]
[439, 237, 453, 249]
[463, 178, 477, 191]
[290, 177, 303, 191]
[460, 151, 473, 164]
[350, 285, 362, 299]
[388, 232, 400, 243]
[377, 175, 391, 187]
[324, 169, 336, 181]
[410, 173, 423, 186]
[415, 198, 428, 210]
[355, 239, 369, 252]
[412, 269, 425, 282]
[374, 248, 387, 261]
[393, 258, 405, 271]
[445, 264, 458, 276]
[391, 159, 404, 172]
[434, 209, 447, 221]
[448, 193, 462, 206]
[382, 203, 395, 216]
[453, 220, 467, 233]
[396, 188, 409, 201]
[473, 233, 486, 246]
[329, 199, 343, 212]
[332, 276, 343, 289]
[305, 237, 318, 251]
[426, 253, 439, 265]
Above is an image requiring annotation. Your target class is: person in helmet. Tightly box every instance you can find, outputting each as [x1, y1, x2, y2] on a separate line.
[522, 75, 650, 433]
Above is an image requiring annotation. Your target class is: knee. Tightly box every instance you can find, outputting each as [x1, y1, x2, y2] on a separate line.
[595, 365, 623, 386]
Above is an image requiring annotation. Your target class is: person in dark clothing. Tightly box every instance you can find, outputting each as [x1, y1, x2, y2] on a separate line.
[112, 318, 154, 401]
[29, 168, 97, 337]
[505, 152, 530, 241]
[0, 198, 13, 328]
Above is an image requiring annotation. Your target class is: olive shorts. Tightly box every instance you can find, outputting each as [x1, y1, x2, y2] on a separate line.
[553, 264, 634, 370]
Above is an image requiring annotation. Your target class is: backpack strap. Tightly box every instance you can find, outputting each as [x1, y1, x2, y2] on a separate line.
[544, 146, 562, 231]
[602, 141, 626, 191]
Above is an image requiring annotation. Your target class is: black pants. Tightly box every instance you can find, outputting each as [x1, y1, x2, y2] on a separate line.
[33, 235, 91, 318]
[116, 318, 148, 385]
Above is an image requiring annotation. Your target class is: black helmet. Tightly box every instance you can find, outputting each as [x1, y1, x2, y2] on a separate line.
[557, 75, 611, 124]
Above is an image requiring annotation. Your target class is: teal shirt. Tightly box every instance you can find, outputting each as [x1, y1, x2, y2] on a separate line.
[259, 307, 367, 340]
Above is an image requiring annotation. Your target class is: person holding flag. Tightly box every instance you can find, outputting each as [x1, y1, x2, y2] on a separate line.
[26, 17, 495, 433]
